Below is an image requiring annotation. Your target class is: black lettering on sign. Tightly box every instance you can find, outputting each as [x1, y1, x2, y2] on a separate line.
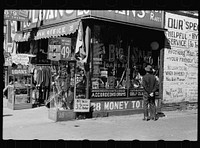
[168, 18, 183, 30]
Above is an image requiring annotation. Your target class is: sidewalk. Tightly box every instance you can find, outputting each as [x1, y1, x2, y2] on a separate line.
[3, 98, 198, 140]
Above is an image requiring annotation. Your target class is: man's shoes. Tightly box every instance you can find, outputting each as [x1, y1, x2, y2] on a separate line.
[151, 117, 158, 121]
[143, 117, 150, 121]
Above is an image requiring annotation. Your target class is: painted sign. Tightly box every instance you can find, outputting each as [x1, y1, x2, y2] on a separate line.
[163, 12, 198, 103]
[91, 99, 159, 112]
[11, 54, 34, 65]
[74, 99, 90, 112]
[91, 89, 127, 98]
[60, 37, 71, 60]
[14, 32, 30, 42]
[22, 10, 164, 30]
[4, 10, 29, 22]
[91, 10, 164, 29]
[11, 64, 29, 75]
[22, 10, 90, 30]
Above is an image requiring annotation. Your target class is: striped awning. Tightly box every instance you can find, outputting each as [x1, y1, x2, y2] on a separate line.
[35, 20, 79, 40]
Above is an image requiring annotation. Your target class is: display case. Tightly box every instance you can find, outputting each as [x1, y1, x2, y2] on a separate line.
[48, 60, 76, 122]
[7, 65, 33, 110]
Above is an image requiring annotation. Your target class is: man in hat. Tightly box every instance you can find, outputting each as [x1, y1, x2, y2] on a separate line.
[141, 64, 159, 121]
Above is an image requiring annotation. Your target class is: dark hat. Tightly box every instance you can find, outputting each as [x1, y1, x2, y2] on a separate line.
[145, 65, 153, 72]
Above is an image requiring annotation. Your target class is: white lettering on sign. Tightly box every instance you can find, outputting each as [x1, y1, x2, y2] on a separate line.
[77, 10, 90, 16]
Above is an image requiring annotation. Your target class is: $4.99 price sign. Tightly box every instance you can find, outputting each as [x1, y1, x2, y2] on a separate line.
[60, 37, 71, 60]
[74, 99, 90, 112]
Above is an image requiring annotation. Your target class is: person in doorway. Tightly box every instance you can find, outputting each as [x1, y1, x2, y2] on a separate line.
[141, 64, 159, 121]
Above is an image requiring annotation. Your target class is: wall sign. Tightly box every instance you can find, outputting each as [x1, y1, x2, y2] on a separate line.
[163, 12, 198, 103]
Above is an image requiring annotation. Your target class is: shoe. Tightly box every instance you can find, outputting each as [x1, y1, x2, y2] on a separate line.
[143, 117, 150, 121]
[151, 117, 158, 121]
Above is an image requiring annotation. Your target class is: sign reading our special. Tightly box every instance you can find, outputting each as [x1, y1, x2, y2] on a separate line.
[163, 12, 198, 103]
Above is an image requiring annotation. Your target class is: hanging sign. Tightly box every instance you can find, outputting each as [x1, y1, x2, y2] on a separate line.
[60, 37, 71, 60]
[74, 99, 90, 112]
[48, 38, 61, 61]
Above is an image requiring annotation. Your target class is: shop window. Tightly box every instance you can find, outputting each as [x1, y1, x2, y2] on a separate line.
[91, 22, 163, 98]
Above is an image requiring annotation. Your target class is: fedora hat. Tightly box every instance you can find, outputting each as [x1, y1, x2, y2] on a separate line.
[145, 65, 153, 72]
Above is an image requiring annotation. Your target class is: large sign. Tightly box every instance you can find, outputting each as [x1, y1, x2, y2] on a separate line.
[22, 10, 90, 30]
[163, 12, 198, 103]
[91, 99, 159, 112]
[22, 10, 164, 30]
[4, 10, 29, 22]
[91, 10, 164, 29]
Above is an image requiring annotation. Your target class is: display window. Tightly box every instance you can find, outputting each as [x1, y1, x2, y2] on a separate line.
[91, 21, 164, 99]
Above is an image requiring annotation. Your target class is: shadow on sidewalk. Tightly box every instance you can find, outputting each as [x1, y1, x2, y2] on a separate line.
[3, 114, 13, 117]
[156, 112, 165, 118]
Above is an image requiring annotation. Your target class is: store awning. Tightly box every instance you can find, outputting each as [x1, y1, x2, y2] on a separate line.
[14, 32, 30, 42]
[34, 20, 80, 40]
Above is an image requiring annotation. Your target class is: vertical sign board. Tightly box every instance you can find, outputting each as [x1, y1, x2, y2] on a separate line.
[74, 99, 90, 112]
[163, 12, 198, 103]
[48, 38, 61, 61]
[59, 37, 71, 60]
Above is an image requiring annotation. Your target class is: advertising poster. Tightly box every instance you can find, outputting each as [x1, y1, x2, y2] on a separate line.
[163, 12, 198, 103]
[48, 38, 61, 61]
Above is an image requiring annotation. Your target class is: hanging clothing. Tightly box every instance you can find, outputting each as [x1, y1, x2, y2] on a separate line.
[42, 67, 51, 87]
[36, 68, 43, 86]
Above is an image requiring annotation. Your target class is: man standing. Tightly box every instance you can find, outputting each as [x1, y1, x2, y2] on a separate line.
[142, 65, 159, 121]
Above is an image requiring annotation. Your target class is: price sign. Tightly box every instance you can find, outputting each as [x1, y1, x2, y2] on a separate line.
[74, 99, 90, 112]
[60, 37, 71, 60]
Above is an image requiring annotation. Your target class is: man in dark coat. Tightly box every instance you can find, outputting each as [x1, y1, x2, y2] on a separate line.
[141, 65, 159, 121]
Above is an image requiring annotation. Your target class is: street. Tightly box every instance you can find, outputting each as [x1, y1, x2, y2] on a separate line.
[3, 98, 197, 140]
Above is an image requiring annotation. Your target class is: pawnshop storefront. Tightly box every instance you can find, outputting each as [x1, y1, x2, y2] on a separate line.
[21, 10, 166, 118]
[87, 10, 165, 116]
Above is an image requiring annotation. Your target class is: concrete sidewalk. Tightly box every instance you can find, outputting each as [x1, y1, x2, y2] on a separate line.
[3, 98, 198, 140]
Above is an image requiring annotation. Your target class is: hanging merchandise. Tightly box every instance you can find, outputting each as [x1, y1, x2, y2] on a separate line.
[75, 21, 87, 63]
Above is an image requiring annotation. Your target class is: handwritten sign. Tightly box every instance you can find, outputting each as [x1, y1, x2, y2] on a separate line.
[74, 99, 90, 112]
[163, 12, 198, 103]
